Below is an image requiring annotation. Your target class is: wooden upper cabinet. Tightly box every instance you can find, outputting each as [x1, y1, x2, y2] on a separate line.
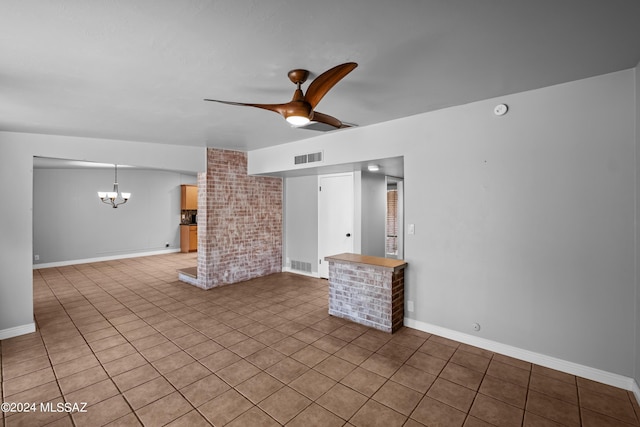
[181, 185, 198, 210]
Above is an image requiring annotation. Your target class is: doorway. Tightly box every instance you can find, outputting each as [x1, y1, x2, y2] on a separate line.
[386, 177, 404, 259]
[318, 173, 354, 278]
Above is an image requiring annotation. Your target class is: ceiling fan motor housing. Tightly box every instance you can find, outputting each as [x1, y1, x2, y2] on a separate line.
[283, 89, 313, 121]
[283, 101, 313, 124]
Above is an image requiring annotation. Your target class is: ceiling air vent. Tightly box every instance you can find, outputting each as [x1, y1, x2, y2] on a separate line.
[294, 151, 323, 165]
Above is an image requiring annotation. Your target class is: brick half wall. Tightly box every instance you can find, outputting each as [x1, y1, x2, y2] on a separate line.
[328, 261, 405, 333]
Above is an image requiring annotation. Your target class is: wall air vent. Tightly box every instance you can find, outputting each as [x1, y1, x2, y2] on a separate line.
[294, 151, 323, 166]
[291, 260, 312, 273]
[307, 152, 323, 163]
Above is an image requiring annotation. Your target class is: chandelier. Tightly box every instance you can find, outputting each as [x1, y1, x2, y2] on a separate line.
[97, 164, 131, 208]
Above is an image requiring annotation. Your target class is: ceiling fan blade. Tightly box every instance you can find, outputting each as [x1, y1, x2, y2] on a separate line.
[311, 111, 351, 129]
[204, 99, 288, 115]
[304, 62, 358, 109]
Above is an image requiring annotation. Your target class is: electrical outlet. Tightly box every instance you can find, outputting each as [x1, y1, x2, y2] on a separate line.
[34, 254, 39, 261]
[407, 300, 414, 312]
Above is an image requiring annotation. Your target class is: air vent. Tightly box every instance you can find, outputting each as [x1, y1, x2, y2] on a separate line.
[291, 260, 312, 273]
[307, 152, 323, 163]
[294, 151, 323, 165]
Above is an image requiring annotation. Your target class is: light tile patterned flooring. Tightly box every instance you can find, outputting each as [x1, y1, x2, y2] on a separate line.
[2, 253, 640, 426]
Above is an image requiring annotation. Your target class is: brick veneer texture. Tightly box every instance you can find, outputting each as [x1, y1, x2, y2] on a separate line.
[195, 148, 282, 289]
[328, 261, 405, 333]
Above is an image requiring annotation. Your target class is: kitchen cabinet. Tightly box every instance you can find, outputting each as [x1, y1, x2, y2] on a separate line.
[181, 185, 198, 210]
[180, 225, 197, 253]
[180, 184, 197, 252]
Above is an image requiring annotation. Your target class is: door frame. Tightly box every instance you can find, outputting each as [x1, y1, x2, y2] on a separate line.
[385, 176, 404, 260]
[317, 172, 356, 278]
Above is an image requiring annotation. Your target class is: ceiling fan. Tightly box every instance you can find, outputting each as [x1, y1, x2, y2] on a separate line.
[204, 62, 357, 129]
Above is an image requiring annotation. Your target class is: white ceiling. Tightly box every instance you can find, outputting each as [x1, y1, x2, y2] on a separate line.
[2, 1, 640, 152]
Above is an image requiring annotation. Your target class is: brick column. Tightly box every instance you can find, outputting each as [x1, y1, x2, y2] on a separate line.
[192, 149, 282, 289]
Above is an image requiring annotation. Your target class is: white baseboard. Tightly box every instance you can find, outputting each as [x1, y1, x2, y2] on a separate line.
[0, 322, 36, 340]
[32, 248, 181, 270]
[283, 267, 320, 278]
[405, 318, 636, 392]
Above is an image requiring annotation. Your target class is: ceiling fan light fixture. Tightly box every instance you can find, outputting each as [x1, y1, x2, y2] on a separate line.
[286, 115, 311, 127]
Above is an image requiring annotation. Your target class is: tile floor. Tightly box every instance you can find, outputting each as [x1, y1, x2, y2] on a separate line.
[1, 252, 640, 426]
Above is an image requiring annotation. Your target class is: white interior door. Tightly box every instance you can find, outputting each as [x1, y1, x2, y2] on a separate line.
[318, 173, 354, 278]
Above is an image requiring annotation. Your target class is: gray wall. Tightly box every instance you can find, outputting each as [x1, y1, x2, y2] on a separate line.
[33, 167, 196, 265]
[284, 175, 319, 274]
[250, 69, 636, 378]
[0, 132, 204, 336]
[360, 171, 386, 257]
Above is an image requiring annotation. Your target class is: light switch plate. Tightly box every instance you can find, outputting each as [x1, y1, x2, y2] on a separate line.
[408, 224, 415, 235]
